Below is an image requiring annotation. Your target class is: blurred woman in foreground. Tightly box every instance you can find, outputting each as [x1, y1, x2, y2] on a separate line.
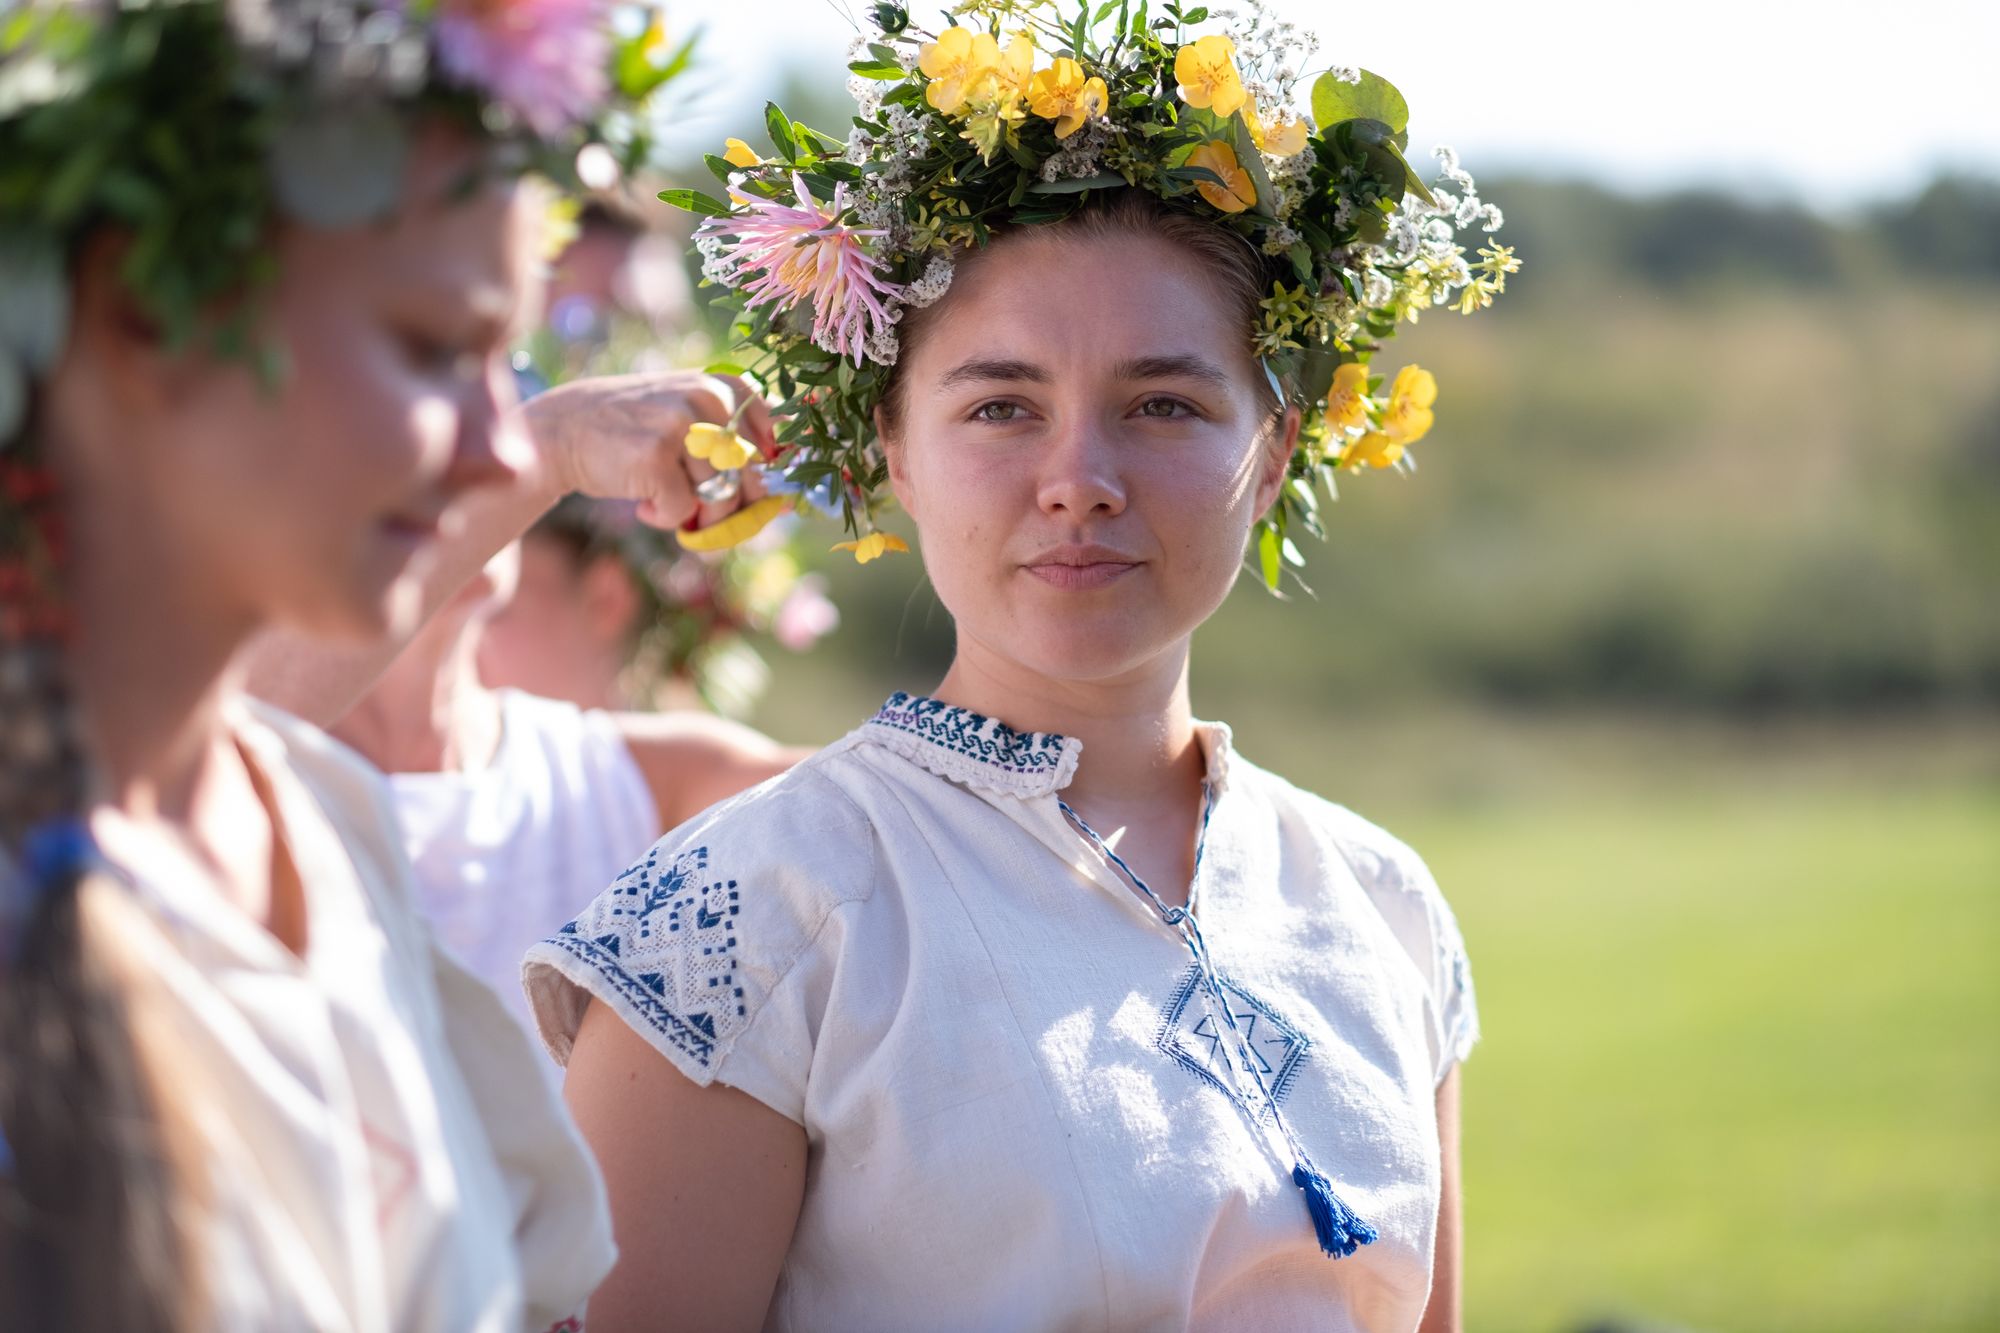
[0, 2, 769, 1326]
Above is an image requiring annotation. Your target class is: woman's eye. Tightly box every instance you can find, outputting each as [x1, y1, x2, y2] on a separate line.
[1137, 396, 1194, 419]
[401, 332, 479, 378]
[972, 400, 1023, 423]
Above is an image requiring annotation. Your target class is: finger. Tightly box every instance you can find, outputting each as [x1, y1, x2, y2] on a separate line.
[736, 394, 780, 460]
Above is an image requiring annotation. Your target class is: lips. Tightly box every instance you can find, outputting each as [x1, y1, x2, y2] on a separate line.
[1022, 543, 1143, 590]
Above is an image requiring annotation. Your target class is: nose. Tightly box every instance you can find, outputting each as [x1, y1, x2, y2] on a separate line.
[442, 355, 534, 500]
[1035, 415, 1126, 518]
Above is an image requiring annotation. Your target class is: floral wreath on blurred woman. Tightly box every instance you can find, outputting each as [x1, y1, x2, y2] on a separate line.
[672, 0, 1517, 587]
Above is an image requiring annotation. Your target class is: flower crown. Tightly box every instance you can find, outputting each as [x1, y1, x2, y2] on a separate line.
[0, 0, 695, 444]
[673, 0, 1516, 587]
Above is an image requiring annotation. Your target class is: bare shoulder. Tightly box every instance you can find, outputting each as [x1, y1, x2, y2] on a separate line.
[609, 709, 815, 830]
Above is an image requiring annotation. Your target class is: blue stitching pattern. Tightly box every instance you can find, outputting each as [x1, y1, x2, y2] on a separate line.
[544, 931, 719, 1067]
[867, 691, 1071, 776]
[1154, 964, 1311, 1123]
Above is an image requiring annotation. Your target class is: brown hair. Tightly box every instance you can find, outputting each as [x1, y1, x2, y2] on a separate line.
[1, 409, 202, 1329]
[878, 189, 1287, 438]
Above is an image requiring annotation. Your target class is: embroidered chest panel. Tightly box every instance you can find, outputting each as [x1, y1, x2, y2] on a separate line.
[1154, 965, 1312, 1123]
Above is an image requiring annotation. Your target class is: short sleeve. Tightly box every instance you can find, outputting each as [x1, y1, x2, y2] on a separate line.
[1327, 811, 1480, 1086]
[522, 767, 875, 1125]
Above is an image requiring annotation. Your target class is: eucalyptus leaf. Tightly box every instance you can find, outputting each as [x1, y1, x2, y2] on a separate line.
[1257, 523, 1281, 588]
[268, 101, 407, 229]
[1027, 171, 1128, 193]
[1311, 68, 1409, 134]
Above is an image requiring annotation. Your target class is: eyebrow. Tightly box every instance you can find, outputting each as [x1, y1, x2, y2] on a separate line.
[935, 353, 1234, 391]
[936, 357, 1053, 389]
[1111, 354, 1233, 390]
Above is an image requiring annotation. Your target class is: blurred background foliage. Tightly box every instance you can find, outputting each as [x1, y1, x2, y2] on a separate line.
[651, 132, 2000, 1329]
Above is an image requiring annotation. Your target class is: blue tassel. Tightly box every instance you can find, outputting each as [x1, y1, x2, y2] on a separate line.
[1293, 1160, 1378, 1259]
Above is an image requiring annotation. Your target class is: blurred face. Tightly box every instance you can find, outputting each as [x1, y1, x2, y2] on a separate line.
[75, 124, 540, 643]
[476, 533, 636, 708]
[886, 228, 1294, 685]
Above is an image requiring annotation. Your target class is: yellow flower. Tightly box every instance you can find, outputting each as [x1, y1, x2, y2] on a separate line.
[919, 27, 994, 114]
[1174, 35, 1246, 118]
[1186, 140, 1256, 214]
[831, 531, 910, 564]
[722, 137, 762, 169]
[959, 81, 1027, 161]
[991, 31, 1035, 97]
[1342, 364, 1437, 468]
[1323, 362, 1372, 435]
[675, 496, 791, 552]
[1027, 57, 1109, 139]
[684, 421, 757, 470]
[1381, 364, 1437, 441]
[1244, 100, 1308, 157]
[1454, 277, 1496, 315]
[1341, 430, 1405, 470]
[1477, 241, 1521, 290]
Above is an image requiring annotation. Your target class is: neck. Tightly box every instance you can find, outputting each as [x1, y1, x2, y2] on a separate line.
[932, 637, 1205, 812]
[332, 606, 500, 774]
[64, 475, 255, 823]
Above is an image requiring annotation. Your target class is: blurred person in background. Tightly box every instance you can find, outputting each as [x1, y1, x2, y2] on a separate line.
[0, 1, 763, 1326]
[322, 198, 825, 1049]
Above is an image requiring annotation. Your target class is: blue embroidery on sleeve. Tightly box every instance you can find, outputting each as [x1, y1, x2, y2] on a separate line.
[549, 845, 748, 1069]
[1155, 965, 1310, 1122]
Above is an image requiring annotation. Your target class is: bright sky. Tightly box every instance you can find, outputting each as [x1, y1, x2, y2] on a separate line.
[664, 0, 1999, 210]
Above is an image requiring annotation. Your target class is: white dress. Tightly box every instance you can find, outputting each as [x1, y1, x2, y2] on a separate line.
[389, 688, 661, 1043]
[526, 693, 1477, 1333]
[95, 700, 615, 1332]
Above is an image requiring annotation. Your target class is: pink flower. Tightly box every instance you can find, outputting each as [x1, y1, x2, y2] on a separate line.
[432, 0, 610, 139]
[774, 576, 840, 650]
[697, 173, 903, 365]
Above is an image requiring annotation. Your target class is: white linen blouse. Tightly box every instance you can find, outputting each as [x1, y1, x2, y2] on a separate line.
[94, 700, 614, 1332]
[390, 688, 660, 1047]
[526, 693, 1476, 1332]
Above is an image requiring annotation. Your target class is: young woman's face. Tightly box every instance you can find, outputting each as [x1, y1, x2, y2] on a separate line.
[92, 125, 540, 643]
[887, 228, 1293, 686]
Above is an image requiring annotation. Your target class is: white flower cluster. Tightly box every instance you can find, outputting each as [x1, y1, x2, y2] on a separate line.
[1429, 145, 1504, 233]
[905, 254, 956, 308]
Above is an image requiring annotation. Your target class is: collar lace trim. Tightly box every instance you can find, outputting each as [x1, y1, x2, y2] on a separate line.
[862, 692, 1083, 797]
[861, 693, 1236, 799]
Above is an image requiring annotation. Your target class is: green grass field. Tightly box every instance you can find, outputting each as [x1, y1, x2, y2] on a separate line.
[1408, 786, 2000, 1332]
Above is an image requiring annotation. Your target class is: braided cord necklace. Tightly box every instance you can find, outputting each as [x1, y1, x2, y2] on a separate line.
[1057, 784, 1377, 1259]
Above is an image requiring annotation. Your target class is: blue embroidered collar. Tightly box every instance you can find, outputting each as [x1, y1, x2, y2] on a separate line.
[863, 692, 1082, 798]
[862, 692, 1236, 800]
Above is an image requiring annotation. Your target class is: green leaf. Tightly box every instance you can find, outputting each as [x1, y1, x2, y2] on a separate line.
[1311, 68, 1409, 135]
[658, 187, 730, 217]
[1380, 139, 1437, 206]
[847, 59, 905, 80]
[705, 361, 748, 376]
[615, 28, 698, 101]
[1028, 171, 1128, 193]
[703, 153, 737, 183]
[1227, 111, 1279, 217]
[764, 102, 798, 160]
[1257, 522, 1281, 589]
[1182, 6, 1209, 21]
